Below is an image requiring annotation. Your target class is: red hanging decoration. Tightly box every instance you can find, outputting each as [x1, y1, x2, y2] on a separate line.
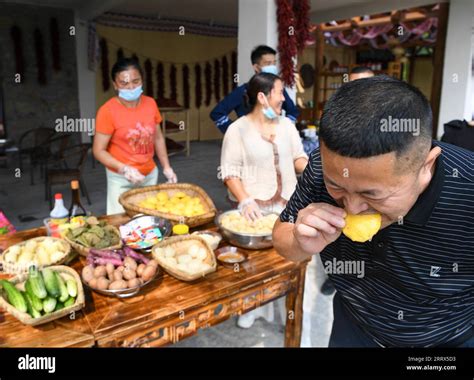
[222, 56, 229, 96]
[204, 62, 212, 106]
[99, 38, 110, 91]
[231, 51, 237, 89]
[144, 59, 153, 97]
[277, 0, 297, 86]
[170, 64, 177, 101]
[213, 59, 221, 102]
[293, 0, 311, 53]
[156, 62, 164, 100]
[182, 64, 190, 109]
[10, 25, 25, 80]
[194, 63, 202, 109]
[34, 28, 47, 85]
[50, 18, 61, 71]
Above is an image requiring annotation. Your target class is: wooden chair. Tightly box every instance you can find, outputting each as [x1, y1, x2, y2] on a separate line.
[45, 143, 92, 207]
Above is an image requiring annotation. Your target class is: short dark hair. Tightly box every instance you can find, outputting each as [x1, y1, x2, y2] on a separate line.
[350, 66, 374, 75]
[244, 72, 281, 111]
[319, 75, 432, 163]
[251, 45, 277, 65]
[111, 57, 143, 81]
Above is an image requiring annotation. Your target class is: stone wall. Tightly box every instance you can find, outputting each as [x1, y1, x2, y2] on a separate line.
[0, 3, 80, 145]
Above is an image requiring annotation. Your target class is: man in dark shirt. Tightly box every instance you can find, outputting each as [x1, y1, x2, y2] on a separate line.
[210, 45, 299, 133]
[273, 76, 474, 347]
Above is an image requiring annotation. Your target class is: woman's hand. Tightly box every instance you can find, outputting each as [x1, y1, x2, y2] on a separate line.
[238, 198, 263, 221]
[163, 167, 177, 183]
[119, 165, 145, 185]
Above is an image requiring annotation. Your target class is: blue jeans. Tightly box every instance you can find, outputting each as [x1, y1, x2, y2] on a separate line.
[328, 292, 473, 348]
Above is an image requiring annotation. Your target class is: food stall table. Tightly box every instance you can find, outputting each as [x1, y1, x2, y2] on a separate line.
[0, 213, 307, 347]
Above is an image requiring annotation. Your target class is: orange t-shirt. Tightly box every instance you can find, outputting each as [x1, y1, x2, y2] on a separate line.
[96, 95, 162, 175]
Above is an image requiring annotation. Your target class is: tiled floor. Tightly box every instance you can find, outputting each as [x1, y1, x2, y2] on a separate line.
[0, 140, 334, 347]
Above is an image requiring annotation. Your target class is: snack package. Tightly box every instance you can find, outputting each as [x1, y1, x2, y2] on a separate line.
[0, 211, 16, 236]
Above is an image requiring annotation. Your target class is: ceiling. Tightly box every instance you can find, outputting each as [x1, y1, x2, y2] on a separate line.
[0, 0, 450, 25]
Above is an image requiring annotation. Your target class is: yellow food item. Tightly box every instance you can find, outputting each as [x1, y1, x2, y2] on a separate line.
[221, 212, 278, 235]
[342, 213, 382, 243]
[138, 191, 207, 217]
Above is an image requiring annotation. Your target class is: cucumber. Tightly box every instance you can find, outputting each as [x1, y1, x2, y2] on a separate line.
[54, 271, 69, 303]
[0, 280, 27, 313]
[25, 278, 43, 312]
[54, 301, 64, 311]
[42, 296, 57, 313]
[27, 267, 47, 299]
[66, 279, 77, 298]
[64, 297, 76, 307]
[23, 291, 42, 318]
[42, 268, 60, 298]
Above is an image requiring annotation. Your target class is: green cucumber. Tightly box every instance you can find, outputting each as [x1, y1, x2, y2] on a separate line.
[66, 279, 77, 298]
[42, 268, 60, 298]
[54, 271, 69, 303]
[0, 280, 27, 313]
[42, 296, 57, 313]
[64, 297, 76, 307]
[28, 266, 47, 299]
[54, 301, 65, 311]
[23, 291, 42, 318]
[25, 278, 43, 312]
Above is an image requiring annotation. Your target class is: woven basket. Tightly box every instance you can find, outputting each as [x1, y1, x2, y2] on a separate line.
[63, 225, 122, 257]
[119, 183, 217, 228]
[0, 265, 85, 326]
[0, 237, 72, 275]
[151, 235, 216, 281]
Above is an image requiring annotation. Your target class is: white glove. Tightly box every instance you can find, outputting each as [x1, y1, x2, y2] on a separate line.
[238, 197, 263, 222]
[119, 165, 145, 185]
[163, 167, 178, 183]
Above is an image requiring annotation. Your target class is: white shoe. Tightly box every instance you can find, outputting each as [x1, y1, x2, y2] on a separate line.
[237, 312, 256, 329]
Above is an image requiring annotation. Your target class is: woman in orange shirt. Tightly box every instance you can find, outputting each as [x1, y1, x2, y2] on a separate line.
[93, 58, 177, 214]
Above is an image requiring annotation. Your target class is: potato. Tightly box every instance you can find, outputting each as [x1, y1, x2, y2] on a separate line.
[127, 278, 141, 288]
[106, 263, 115, 276]
[113, 270, 123, 282]
[123, 257, 137, 271]
[136, 263, 146, 277]
[123, 267, 137, 280]
[94, 265, 107, 278]
[147, 259, 158, 268]
[109, 280, 127, 290]
[117, 266, 125, 272]
[82, 265, 95, 283]
[88, 278, 98, 288]
[96, 277, 110, 290]
[141, 265, 157, 282]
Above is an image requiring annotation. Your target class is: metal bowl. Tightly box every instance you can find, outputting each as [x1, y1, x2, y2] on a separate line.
[83, 268, 161, 298]
[215, 245, 248, 268]
[215, 210, 278, 250]
[120, 214, 172, 253]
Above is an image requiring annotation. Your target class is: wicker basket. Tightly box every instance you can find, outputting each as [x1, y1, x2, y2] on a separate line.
[0, 265, 85, 326]
[151, 235, 216, 281]
[0, 237, 72, 275]
[119, 183, 217, 228]
[63, 225, 122, 257]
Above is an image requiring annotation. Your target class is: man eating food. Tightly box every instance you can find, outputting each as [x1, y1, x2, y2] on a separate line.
[273, 76, 474, 347]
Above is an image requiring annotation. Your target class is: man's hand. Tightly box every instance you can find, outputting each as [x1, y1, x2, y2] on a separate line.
[293, 203, 346, 255]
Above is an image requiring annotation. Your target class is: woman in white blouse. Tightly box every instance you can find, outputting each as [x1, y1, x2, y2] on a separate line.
[221, 73, 308, 219]
[220, 73, 308, 330]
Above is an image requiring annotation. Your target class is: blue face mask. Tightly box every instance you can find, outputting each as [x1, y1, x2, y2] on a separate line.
[118, 85, 143, 101]
[261, 96, 279, 120]
[261, 65, 278, 75]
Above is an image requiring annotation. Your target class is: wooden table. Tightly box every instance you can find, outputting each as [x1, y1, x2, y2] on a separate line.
[0, 214, 307, 347]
